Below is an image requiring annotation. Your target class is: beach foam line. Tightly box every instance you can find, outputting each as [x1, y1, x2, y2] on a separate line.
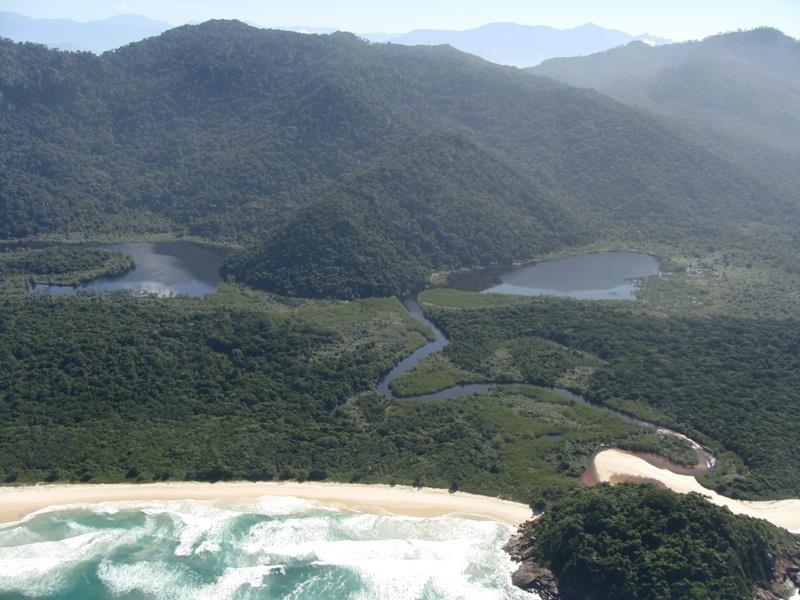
[592, 449, 800, 531]
[0, 481, 531, 527]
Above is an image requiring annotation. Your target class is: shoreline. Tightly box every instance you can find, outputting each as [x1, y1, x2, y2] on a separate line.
[591, 449, 800, 532]
[0, 481, 532, 527]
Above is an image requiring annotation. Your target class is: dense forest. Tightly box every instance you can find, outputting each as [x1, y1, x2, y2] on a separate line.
[419, 289, 800, 499]
[0, 285, 693, 507]
[2, 21, 799, 296]
[532, 28, 800, 199]
[0, 245, 133, 285]
[533, 28, 800, 156]
[525, 484, 798, 600]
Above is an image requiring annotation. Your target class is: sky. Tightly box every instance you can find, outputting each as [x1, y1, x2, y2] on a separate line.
[2, 0, 799, 41]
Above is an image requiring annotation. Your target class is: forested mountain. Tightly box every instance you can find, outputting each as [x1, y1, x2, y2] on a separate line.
[1, 20, 797, 297]
[365, 22, 670, 67]
[532, 29, 800, 167]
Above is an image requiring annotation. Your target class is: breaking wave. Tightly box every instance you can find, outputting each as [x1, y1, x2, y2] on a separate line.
[0, 497, 532, 599]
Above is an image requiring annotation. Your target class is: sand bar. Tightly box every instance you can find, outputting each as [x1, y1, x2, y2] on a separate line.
[592, 449, 800, 531]
[0, 481, 532, 527]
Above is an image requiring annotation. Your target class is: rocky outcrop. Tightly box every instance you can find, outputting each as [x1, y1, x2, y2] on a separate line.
[756, 535, 800, 600]
[504, 519, 560, 599]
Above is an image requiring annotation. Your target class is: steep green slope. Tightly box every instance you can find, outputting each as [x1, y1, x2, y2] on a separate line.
[532, 29, 800, 177]
[2, 21, 797, 296]
[224, 132, 579, 298]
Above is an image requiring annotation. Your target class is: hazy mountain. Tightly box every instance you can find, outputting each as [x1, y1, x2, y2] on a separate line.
[0, 21, 794, 297]
[0, 13, 670, 65]
[365, 22, 671, 67]
[0, 11, 171, 52]
[531, 28, 800, 159]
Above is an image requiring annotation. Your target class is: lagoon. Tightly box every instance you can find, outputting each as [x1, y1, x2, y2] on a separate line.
[28, 242, 228, 297]
[483, 251, 659, 300]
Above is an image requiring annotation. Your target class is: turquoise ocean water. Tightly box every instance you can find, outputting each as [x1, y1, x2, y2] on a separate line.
[0, 497, 531, 599]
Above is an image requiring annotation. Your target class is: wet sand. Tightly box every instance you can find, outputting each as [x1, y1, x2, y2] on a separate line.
[0, 481, 532, 527]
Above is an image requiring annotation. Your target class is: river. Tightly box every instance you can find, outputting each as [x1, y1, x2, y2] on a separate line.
[378, 299, 715, 476]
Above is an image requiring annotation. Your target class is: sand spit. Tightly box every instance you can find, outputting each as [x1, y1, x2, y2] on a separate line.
[592, 449, 800, 531]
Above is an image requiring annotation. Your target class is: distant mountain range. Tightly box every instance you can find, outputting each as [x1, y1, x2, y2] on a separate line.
[1, 12, 668, 64]
[360, 22, 671, 67]
[0, 12, 171, 52]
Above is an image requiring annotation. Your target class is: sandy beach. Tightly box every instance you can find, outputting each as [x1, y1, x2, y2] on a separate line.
[592, 449, 800, 532]
[0, 481, 532, 527]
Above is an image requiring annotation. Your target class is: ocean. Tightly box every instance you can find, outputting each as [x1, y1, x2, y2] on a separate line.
[0, 497, 531, 599]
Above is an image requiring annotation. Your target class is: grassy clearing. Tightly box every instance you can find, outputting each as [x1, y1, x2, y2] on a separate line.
[638, 261, 800, 320]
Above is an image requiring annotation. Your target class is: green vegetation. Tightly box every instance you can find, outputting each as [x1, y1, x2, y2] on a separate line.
[419, 288, 800, 499]
[1, 22, 799, 596]
[531, 484, 797, 600]
[0, 244, 134, 286]
[377, 386, 697, 505]
[637, 252, 800, 320]
[220, 195, 432, 299]
[389, 353, 486, 397]
[3, 22, 799, 297]
[532, 28, 800, 193]
[0, 289, 419, 485]
[0, 280, 695, 507]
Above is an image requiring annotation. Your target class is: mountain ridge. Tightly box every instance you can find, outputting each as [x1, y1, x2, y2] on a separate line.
[362, 21, 671, 66]
[0, 11, 172, 53]
[1, 20, 796, 297]
[531, 27, 800, 161]
[1, 11, 670, 64]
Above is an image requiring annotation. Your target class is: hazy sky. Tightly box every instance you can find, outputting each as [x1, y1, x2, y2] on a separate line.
[3, 0, 799, 40]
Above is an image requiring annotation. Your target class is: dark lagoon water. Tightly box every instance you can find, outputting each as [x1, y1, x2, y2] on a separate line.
[483, 251, 660, 300]
[28, 242, 228, 297]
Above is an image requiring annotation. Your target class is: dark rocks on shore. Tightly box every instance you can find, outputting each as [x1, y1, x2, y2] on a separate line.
[503, 519, 560, 600]
[756, 535, 800, 600]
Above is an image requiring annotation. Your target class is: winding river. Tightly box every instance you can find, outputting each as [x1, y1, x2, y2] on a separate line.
[378, 299, 716, 477]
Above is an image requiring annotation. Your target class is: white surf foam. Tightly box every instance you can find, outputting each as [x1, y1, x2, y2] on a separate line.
[0, 499, 531, 599]
[98, 560, 285, 599]
[0, 528, 133, 596]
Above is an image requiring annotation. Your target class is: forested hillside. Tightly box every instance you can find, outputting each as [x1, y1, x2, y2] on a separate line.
[532, 28, 800, 185]
[2, 21, 797, 297]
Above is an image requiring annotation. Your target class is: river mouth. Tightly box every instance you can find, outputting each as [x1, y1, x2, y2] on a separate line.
[27, 241, 229, 297]
[450, 251, 660, 300]
[581, 448, 714, 486]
